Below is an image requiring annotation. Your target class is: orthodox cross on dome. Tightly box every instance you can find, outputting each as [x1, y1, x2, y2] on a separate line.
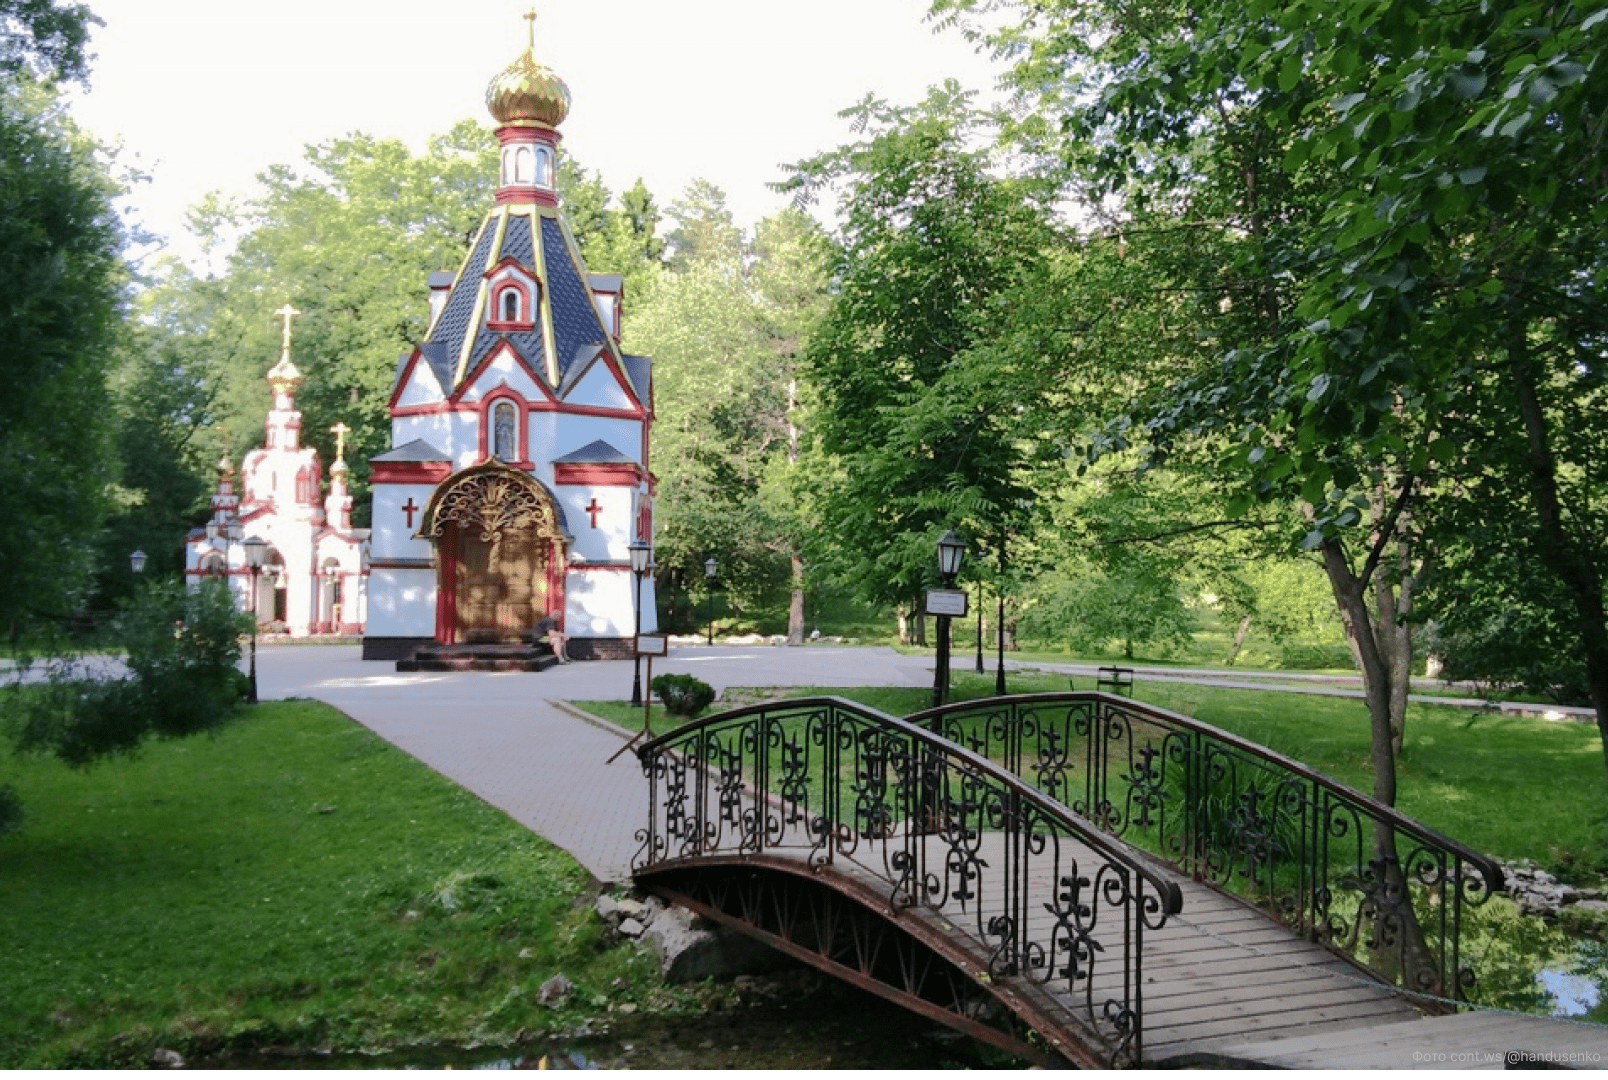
[584, 497, 604, 528]
[524, 7, 536, 48]
[275, 304, 301, 357]
[330, 422, 350, 463]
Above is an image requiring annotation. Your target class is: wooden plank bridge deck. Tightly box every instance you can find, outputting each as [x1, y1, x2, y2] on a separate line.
[767, 830, 1608, 1069]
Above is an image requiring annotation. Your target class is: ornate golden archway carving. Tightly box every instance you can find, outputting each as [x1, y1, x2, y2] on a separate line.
[418, 463, 567, 544]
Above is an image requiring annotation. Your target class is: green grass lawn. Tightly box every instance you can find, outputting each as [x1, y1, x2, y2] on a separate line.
[0, 700, 693, 1068]
[578, 668, 1608, 876]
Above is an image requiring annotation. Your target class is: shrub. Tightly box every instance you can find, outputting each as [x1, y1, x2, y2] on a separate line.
[2, 579, 253, 767]
[650, 673, 716, 717]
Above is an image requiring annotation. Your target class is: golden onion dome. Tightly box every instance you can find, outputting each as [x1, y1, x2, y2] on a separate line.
[486, 12, 570, 129]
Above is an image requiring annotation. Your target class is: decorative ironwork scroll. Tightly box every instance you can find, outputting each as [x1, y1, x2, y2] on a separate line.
[633, 697, 1181, 1067]
[909, 693, 1505, 1008]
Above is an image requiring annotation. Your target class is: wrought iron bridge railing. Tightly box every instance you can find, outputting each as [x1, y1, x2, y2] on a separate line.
[633, 696, 1183, 1065]
[909, 693, 1505, 1006]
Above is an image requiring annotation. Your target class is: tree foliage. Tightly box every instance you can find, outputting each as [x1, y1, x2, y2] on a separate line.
[0, 0, 96, 84]
[786, 85, 1059, 611]
[0, 78, 125, 637]
[933, 0, 1608, 794]
[629, 185, 829, 636]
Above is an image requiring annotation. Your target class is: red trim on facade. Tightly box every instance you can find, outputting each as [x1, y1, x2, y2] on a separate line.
[387, 349, 426, 412]
[553, 462, 644, 486]
[548, 541, 565, 628]
[480, 390, 528, 463]
[436, 528, 457, 644]
[371, 461, 453, 484]
[496, 125, 560, 146]
[496, 187, 559, 207]
[391, 398, 640, 420]
[573, 564, 636, 571]
[450, 341, 552, 406]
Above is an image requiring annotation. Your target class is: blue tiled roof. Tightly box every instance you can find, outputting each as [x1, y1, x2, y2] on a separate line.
[621, 355, 652, 405]
[542, 217, 611, 385]
[552, 439, 634, 465]
[371, 438, 450, 463]
[503, 213, 534, 267]
[428, 218, 497, 365]
[419, 342, 454, 394]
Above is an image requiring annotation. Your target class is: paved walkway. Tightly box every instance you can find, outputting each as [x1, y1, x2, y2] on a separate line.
[249, 642, 1593, 883]
[1012, 659, 1597, 722]
[257, 644, 933, 884]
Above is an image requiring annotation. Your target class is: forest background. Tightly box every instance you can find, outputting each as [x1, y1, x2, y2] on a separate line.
[4, 0, 1604, 797]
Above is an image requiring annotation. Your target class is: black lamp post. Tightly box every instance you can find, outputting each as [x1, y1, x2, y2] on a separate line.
[974, 582, 985, 674]
[704, 556, 717, 646]
[629, 539, 651, 708]
[243, 535, 267, 705]
[932, 530, 966, 708]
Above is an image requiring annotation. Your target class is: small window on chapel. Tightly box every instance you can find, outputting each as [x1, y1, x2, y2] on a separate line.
[534, 146, 553, 187]
[502, 289, 520, 323]
[493, 401, 518, 462]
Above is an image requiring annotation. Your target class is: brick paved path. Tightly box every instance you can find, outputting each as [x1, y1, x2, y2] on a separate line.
[256, 644, 932, 883]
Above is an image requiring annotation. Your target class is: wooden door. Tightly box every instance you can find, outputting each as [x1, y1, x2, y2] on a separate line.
[453, 526, 547, 642]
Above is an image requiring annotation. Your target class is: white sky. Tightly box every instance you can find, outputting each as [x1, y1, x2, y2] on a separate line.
[64, 0, 1008, 266]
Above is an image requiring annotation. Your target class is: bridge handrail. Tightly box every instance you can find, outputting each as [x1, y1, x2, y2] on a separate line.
[634, 694, 1184, 1065]
[637, 695, 1187, 906]
[910, 692, 1505, 887]
[909, 691, 1506, 1003]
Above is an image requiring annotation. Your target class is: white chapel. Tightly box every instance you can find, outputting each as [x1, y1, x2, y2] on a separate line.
[361, 16, 656, 662]
[185, 310, 370, 636]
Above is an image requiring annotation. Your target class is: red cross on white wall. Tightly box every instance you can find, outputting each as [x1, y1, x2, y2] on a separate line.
[584, 497, 604, 528]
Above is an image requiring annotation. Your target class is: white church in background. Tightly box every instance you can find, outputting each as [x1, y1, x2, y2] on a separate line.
[185, 309, 370, 636]
[360, 14, 657, 662]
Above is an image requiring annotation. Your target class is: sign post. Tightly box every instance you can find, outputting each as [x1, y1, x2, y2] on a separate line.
[608, 633, 668, 763]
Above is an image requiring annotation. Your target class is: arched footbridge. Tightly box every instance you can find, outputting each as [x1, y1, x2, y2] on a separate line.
[632, 693, 1608, 1068]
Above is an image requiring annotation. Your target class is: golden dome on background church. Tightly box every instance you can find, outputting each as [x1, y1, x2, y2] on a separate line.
[486, 11, 570, 129]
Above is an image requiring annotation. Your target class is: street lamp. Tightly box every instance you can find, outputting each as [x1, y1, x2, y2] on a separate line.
[704, 556, 718, 647]
[932, 530, 966, 708]
[130, 550, 147, 575]
[243, 535, 268, 705]
[629, 539, 651, 708]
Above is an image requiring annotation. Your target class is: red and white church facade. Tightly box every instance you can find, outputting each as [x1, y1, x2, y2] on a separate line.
[185, 320, 370, 637]
[360, 18, 656, 661]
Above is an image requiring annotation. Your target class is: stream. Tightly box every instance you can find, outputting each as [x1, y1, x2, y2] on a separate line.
[201, 972, 1028, 1070]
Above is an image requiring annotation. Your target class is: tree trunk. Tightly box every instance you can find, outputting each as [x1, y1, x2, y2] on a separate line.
[1321, 534, 1436, 989]
[1509, 328, 1608, 787]
[784, 378, 806, 649]
[786, 548, 805, 646]
[1225, 613, 1253, 666]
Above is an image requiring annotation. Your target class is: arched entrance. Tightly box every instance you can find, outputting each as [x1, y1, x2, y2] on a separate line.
[418, 464, 568, 644]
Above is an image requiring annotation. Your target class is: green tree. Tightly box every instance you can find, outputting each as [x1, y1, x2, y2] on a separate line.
[785, 85, 1058, 630]
[0, 0, 96, 84]
[0, 77, 125, 642]
[629, 187, 829, 641]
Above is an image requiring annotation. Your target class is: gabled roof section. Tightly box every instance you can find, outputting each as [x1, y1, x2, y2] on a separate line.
[408, 200, 649, 406]
[553, 439, 634, 465]
[621, 355, 652, 406]
[425, 217, 499, 376]
[541, 216, 616, 387]
[371, 438, 451, 463]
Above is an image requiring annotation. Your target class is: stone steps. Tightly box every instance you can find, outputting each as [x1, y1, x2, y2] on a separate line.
[396, 642, 559, 673]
